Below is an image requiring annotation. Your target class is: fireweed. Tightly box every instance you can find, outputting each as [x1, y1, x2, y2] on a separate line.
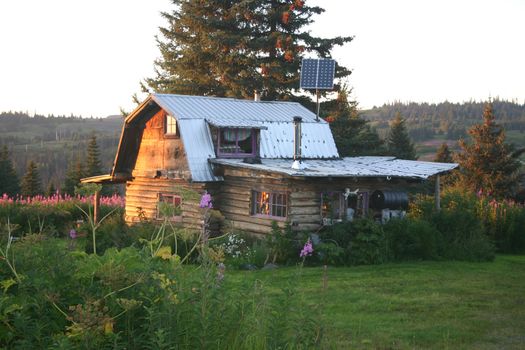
[0, 190, 324, 348]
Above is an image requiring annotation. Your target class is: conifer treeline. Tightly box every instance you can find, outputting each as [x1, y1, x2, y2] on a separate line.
[362, 99, 525, 141]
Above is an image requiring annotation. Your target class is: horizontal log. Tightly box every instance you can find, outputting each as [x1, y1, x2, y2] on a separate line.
[228, 220, 281, 235]
[288, 206, 321, 215]
[289, 191, 318, 200]
[288, 214, 322, 223]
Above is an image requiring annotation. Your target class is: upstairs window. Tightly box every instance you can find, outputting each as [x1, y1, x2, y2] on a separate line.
[165, 114, 179, 137]
[157, 193, 182, 221]
[212, 127, 256, 157]
[252, 191, 288, 218]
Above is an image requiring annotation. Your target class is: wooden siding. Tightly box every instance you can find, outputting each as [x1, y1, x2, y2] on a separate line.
[125, 177, 216, 230]
[217, 164, 415, 235]
[132, 109, 191, 178]
[125, 108, 212, 229]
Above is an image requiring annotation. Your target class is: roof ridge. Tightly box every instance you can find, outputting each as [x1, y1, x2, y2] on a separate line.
[152, 93, 301, 105]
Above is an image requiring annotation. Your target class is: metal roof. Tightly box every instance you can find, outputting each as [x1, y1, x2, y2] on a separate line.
[150, 94, 339, 180]
[211, 157, 458, 180]
[151, 93, 322, 123]
[206, 117, 268, 129]
[177, 119, 222, 182]
[259, 122, 338, 158]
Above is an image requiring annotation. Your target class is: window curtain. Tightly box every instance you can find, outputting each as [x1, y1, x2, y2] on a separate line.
[222, 128, 251, 142]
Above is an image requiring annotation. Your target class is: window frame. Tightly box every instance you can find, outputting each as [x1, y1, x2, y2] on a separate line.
[251, 190, 288, 219]
[321, 191, 345, 225]
[216, 127, 257, 158]
[156, 193, 183, 221]
[164, 114, 179, 138]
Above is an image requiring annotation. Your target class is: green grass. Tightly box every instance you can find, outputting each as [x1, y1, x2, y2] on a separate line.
[229, 255, 525, 349]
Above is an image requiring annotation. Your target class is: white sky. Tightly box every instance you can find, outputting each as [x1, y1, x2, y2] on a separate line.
[0, 0, 523, 117]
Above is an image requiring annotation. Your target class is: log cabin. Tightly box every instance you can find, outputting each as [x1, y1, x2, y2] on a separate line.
[82, 94, 457, 235]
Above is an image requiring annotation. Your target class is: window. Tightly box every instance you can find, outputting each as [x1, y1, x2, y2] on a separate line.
[321, 192, 344, 225]
[156, 193, 182, 220]
[213, 127, 256, 157]
[347, 191, 369, 220]
[252, 191, 288, 218]
[165, 114, 178, 136]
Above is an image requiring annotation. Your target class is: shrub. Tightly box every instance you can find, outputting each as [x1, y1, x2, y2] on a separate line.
[384, 218, 443, 261]
[318, 218, 387, 266]
[348, 219, 387, 265]
[410, 190, 495, 261]
[0, 233, 324, 349]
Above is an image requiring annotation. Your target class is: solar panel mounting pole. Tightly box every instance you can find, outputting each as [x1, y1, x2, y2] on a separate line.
[315, 89, 320, 122]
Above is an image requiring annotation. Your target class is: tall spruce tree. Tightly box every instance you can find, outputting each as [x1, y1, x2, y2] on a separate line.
[386, 113, 417, 160]
[63, 158, 85, 196]
[326, 88, 385, 156]
[21, 160, 42, 197]
[434, 143, 453, 163]
[146, 0, 352, 101]
[0, 146, 21, 196]
[433, 142, 456, 186]
[86, 135, 103, 177]
[455, 103, 522, 198]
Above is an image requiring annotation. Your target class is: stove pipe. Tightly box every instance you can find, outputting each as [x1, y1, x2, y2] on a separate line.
[292, 116, 303, 170]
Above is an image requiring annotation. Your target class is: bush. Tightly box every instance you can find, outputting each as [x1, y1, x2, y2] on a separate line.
[410, 190, 495, 261]
[0, 235, 324, 348]
[318, 218, 387, 266]
[384, 218, 443, 261]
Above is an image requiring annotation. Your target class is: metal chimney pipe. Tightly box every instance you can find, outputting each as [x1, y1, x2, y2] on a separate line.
[254, 90, 261, 101]
[292, 116, 303, 169]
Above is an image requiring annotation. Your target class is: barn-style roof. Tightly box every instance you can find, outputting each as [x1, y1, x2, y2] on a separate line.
[90, 93, 456, 184]
[111, 94, 339, 182]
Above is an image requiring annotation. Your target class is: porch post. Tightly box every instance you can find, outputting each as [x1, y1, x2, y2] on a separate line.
[93, 190, 101, 224]
[435, 174, 441, 211]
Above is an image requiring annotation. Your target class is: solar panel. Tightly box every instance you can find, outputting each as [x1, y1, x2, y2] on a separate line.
[300, 58, 336, 90]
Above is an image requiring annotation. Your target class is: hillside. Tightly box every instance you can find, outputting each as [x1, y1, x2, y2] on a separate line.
[360, 99, 525, 160]
[0, 112, 123, 188]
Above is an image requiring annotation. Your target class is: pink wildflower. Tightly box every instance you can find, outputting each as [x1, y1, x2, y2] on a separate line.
[69, 229, 77, 239]
[300, 238, 314, 258]
[199, 192, 213, 209]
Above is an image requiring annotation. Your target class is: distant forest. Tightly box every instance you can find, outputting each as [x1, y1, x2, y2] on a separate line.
[0, 112, 123, 188]
[1, 99, 524, 191]
[361, 99, 525, 141]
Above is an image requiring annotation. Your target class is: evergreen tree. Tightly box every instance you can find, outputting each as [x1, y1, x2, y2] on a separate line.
[0, 145, 21, 196]
[146, 0, 352, 101]
[434, 143, 453, 163]
[433, 143, 456, 187]
[455, 103, 523, 198]
[21, 160, 42, 197]
[46, 181, 57, 197]
[63, 158, 85, 196]
[326, 88, 385, 156]
[86, 135, 103, 177]
[386, 113, 417, 160]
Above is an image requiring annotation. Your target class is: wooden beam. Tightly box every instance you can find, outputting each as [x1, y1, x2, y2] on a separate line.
[93, 190, 101, 224]
[435, 174, 441, 211]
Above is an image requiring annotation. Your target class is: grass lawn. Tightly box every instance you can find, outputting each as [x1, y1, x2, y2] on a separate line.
[230, 255, 525, 349]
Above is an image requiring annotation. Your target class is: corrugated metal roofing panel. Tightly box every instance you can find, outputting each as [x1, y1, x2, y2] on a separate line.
[206, 118, 268, 129]
[152, 93, 322, 123]
[211, 157, 458, 180]
[177, 119, 222, 182]
[259, 122, 339, 158]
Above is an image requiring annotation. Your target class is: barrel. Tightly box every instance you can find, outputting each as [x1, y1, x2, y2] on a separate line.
[370, 190, 409, 210]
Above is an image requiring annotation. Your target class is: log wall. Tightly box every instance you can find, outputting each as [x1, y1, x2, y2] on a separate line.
[125, 177, 220, 231]
[132, 109, 191, 178]
[217, 165, 415, 235]
[125, 108, 215, 229]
